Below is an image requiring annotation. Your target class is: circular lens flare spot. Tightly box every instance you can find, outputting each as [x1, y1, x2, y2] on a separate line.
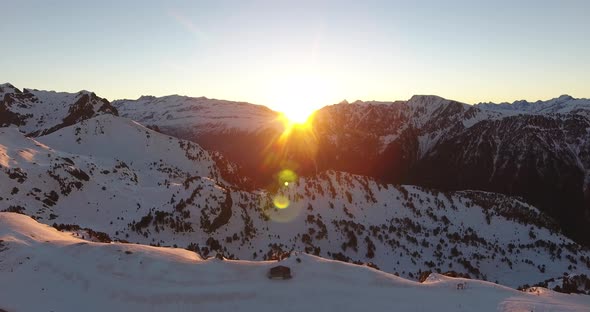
[273, 195, 290, 209]
[278, 169, 297, 186]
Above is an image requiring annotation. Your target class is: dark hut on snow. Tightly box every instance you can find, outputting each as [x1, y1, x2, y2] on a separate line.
[268, 265, 292, 280]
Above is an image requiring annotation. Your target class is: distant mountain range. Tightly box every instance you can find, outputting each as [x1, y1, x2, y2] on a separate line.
[1, 82, 590, 293]
[113, 89, 590, 246]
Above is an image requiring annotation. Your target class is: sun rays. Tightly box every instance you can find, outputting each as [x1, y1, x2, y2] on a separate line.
[265, 74, 335, 125]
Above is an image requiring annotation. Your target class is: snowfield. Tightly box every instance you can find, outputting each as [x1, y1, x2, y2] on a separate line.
[113, 94, 284, 133]
[1, 212, 589, 312]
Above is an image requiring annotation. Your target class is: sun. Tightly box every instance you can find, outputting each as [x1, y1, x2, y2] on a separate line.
[281, 106, 315, 125]
[266, 74, 334, 125]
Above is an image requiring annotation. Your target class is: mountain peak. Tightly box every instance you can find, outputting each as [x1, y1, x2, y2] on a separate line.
[137, 95, 156, 101]
[408, 95, 447, 102]
[0, 82, 21, 94]
[407, 95, 459, 111]
[476, 95, 590, 114]
[557, 94, 574, 101]
[407, 95, 458, 110]
[76, 90, 95, 97]
[0, 82, 16, 88]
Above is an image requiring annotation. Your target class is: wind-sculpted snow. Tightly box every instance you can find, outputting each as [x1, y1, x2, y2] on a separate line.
[1, 212, 589, 312]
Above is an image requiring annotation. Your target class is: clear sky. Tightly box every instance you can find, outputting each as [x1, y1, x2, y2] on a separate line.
[1, 0, 589, 112]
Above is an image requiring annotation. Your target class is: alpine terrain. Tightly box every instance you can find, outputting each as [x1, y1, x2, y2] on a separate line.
[1, 83, 590, 311]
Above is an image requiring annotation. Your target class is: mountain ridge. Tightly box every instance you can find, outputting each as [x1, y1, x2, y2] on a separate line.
[1, 113, 590, 290]
[2, 83, 590, 293]
[2, 83, 589, 246]
[4, 82, 590, 116]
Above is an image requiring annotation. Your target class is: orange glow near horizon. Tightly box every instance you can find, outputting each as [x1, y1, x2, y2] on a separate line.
[277, 111, 316, 140]
[259, 90, 321, 218]
[262, 117, 319, 216]
[266, 74, 336, 125]
[280, 108, 316, 125]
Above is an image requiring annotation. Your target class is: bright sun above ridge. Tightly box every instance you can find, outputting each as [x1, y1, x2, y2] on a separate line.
[266, 75, 335, 124]
[281, 106, 315, 124]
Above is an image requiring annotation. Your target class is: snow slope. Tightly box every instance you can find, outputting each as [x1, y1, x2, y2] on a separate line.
[0, 114, 240, 233]
[0, 83, 117, 136]
[113, 94, 284, 133]
[1, 212, 588, 312]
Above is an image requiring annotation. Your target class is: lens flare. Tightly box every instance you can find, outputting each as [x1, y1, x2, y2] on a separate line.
[273, 195, 290, 209]
[263, 194, 303, 223]
[278, 169, 298, 186]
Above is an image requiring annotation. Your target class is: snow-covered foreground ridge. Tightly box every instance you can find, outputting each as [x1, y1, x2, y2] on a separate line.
[0, 212, 588, 312]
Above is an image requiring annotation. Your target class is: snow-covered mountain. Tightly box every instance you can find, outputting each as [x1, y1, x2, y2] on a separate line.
[476, 95, 590, 116]
[113, 92, 590, 245]
[2, 83, 590, 300]
[1, 113, 589, 290]
[113, 94, 284, 133]
[0, 83, 117, 136]
[2, 212, 589, 312]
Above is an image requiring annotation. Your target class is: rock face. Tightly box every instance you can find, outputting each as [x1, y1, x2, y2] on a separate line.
[407, 113, 590, 247]
[311, 97, 590, 246]
[0, 83, 118, 136]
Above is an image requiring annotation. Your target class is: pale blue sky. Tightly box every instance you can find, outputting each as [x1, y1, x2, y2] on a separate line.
[1, 0, 589, 110]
